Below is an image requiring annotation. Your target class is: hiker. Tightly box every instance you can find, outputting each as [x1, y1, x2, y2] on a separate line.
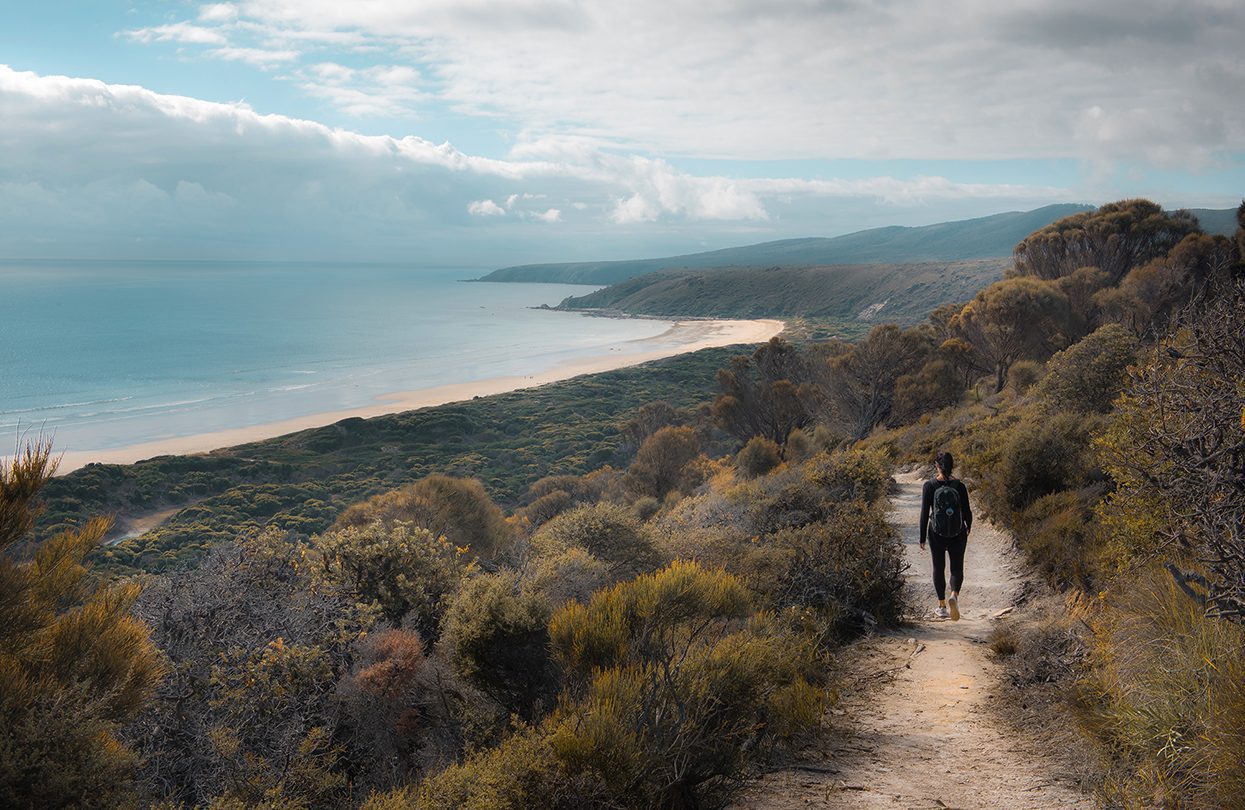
[919, 451, 972, 620]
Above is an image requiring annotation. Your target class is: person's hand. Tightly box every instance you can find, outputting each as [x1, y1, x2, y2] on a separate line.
[919, 541, 926, 550]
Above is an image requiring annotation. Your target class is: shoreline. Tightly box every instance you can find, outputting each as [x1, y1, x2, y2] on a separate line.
[51, 318, 784, 474]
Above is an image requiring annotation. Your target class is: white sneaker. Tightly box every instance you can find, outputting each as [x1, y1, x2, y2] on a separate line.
[934, 605, 950, 619]
[947, 594, 960, 621]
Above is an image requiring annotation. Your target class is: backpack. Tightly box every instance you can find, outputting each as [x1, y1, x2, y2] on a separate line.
[931, 481, 964, 538]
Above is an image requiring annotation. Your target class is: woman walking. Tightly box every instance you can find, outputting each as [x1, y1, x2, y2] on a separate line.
[919, 451, 972, 620]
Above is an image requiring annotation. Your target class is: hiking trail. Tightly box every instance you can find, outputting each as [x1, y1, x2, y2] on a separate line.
[734, 470, 1094, 809]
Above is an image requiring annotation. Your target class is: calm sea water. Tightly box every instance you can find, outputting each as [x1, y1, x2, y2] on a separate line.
[0, 261, 670, 454]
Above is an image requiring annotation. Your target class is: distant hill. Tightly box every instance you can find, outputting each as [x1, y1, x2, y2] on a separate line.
[1188, 207, 1240, 237]
[554, 258, 1011, 325]
[479, 204, 1239, 285]
[479, 204, 1092, 284]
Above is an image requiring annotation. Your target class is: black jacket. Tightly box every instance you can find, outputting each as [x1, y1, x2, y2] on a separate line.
[920, 477, 972, 542]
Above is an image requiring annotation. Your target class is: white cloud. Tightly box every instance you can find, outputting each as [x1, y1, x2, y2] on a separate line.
[198, 4, 239, 23]
[124, 22, 228, 45]
[211, 46, 300, 65]
[295, 62, 423, 116]
[468, 198, 506, 216]
[0, 65, 1086, 263]
[120, 0, 1245, 165]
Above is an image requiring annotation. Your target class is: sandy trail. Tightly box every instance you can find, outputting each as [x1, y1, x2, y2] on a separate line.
[736, 470, 1093, 809]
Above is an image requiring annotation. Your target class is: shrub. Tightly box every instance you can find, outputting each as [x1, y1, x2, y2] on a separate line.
[548, 562, 823, 807]
[314, 520, 470, 637]
[527, 546, 612, 608]
[802, 448, 892, 504]
[0, 443, 163, 808]
[736, 435, 782, 478]
[892, 357, 965, 423]
[440, 571, 556, 719]
[333, 474, 513, 559]
[130, 528, 376, 806]
[783, 428, 815, 464]
[367, 725, 597, 810]
[1005, 359, 1044, 394]
[1034, 324, 1138, 413]
[530, 503, 662, 579]
[760, 506, 907, 641]
[976, 409, 1101, 518]
[1080, 571, 1245, 807]
[627, 425, 702, 499]
[1013, 488, 1102, 590]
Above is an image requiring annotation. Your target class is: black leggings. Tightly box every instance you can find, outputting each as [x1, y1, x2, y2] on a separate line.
[929, 534, 967, 600]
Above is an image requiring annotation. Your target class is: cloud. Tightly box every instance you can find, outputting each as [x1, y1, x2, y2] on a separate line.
[0, 65, 1084, 263]
[295, 62, 424, 116]
[468, 198, 506, 216]
[124, 22, 228, 45]
[199, 3, 239, 23]
[118, 0, 1245, 167]
[211, 46, 300, 65]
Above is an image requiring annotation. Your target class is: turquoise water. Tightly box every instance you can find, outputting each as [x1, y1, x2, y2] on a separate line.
[0, 261, 670, 454]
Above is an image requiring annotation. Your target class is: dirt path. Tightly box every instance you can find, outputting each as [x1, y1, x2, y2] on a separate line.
[735, 471, 1094, 809]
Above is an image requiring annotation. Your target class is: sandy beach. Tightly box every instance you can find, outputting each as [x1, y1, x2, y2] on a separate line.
[50, 318, 783, 474]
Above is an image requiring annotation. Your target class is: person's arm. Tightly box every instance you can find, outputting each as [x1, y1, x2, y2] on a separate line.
[919, 481, 931, 546]
[960, 480, 972, 535]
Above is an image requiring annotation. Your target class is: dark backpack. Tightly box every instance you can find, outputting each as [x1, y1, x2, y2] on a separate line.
[931, 481, 964, 538]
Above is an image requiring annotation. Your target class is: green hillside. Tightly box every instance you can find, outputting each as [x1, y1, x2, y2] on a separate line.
[554, 258, 1009, 324]
[479, 204, 1090, 284]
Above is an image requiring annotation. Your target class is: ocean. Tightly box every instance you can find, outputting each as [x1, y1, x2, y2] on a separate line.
[0, 261, 671, 456]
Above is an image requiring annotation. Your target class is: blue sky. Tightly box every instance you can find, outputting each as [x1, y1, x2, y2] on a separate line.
[2, 1, 1243, 265]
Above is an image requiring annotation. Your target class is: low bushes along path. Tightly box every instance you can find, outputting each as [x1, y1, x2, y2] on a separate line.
[735, 470, 1094, 809]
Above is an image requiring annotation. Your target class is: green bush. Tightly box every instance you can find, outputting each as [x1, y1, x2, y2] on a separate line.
[627, 425, 702, 498]
[333, 474, 514, 559]
[547, 562, 823, 808]
[1013, 488, 1102, 590]
[366, 725, 598, 810]
[1005, 359, 1045, 394]
[976, 409, 1101, 518]
[313, 520, 469, 637]
[530, 503, 662, 579]
[1034, 324, 1138, 413]
[440, 571, 556, 719]
[736, 436, 782, 478]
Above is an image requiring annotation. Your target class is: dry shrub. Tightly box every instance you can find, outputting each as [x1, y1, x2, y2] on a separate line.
[1080, 570, 1245, 807]
[333, 474, 513, 559]
[530, 502, 663, 579]
[1012, 487, 1104, 590]
[313, 520, 470, 638]
[989, 624, 1019, 658]
[736, 435, 782, 478]
[353, 629, 425, 700]
[527, 546, 611, 608]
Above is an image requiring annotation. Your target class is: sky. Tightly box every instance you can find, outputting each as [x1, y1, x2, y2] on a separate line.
[1, 0, 1243, 267]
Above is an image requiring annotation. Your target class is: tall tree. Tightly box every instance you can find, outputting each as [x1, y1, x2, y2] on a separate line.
[1013, 199, 1201, 283]
[712, 337, 814, 446]
[821, 324, 932, 437]
[952, 276, 1070, 392]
